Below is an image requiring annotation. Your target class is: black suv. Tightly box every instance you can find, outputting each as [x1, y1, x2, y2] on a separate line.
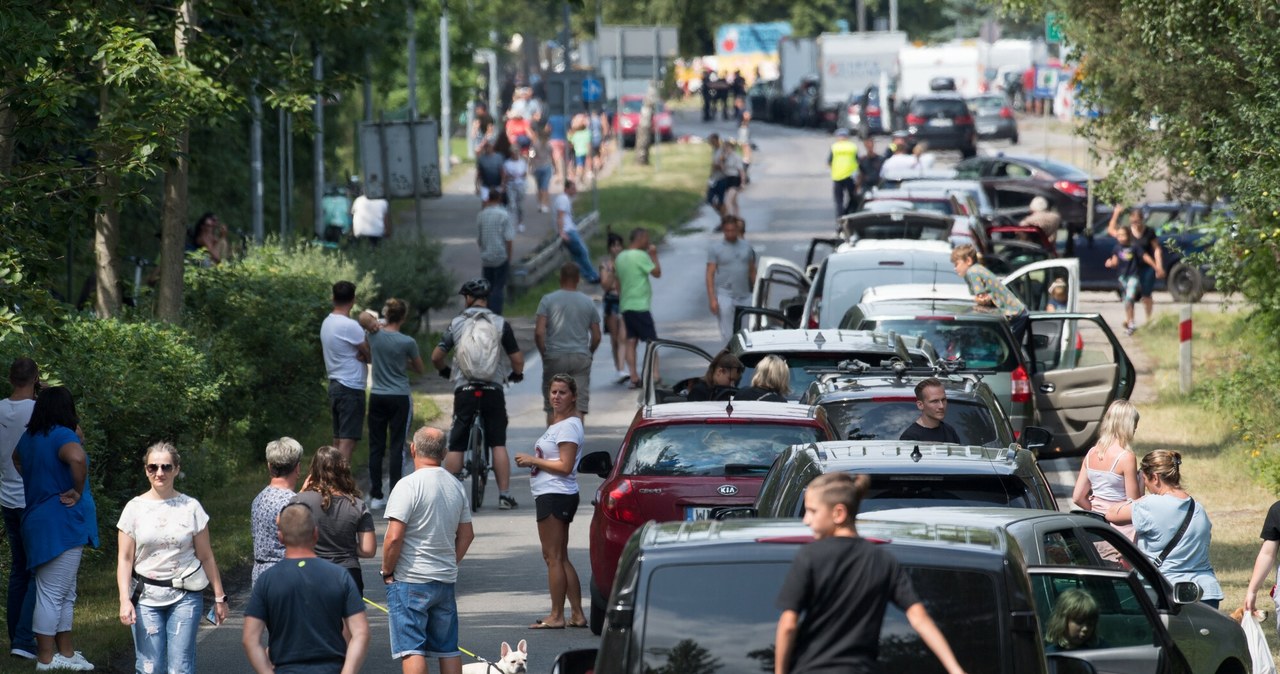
[904, 94, 977, 157]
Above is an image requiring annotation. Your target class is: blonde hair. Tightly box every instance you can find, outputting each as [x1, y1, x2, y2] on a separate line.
[145, 441, 181, 468]
[1141, 449, 1183, 488]
[1044, 589, 1099, 650]
[950, 244, 978, 264]
[1095, 399, 1138, 451]
[750, 355, 791, 396]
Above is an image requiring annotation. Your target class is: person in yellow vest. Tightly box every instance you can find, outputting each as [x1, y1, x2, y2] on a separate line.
[828, 129, 860, 221]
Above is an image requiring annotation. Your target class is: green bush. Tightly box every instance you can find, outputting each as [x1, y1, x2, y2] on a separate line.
[184, 243, 376, 452]
[345, 237, 453, 331]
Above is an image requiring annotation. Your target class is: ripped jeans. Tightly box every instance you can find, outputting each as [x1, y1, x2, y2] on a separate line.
[132, 591, 202, 674]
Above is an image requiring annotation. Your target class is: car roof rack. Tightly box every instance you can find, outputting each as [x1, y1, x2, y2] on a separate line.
[805, 442, 1019, 465]
[808, 355, 994, 383]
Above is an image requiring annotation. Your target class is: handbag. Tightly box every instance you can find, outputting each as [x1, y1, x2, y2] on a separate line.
[133, 558, 210, 599]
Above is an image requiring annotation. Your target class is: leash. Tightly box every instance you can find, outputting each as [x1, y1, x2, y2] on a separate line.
[362, 597, 491, 666]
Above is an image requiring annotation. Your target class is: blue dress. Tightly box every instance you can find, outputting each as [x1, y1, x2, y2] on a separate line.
[16, 425, 99, 569]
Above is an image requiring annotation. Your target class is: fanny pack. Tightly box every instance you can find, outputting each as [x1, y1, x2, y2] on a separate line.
[131, 559, 209, 602]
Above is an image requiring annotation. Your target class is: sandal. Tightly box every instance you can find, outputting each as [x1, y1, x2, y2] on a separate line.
[567, 620, 589, 628]
[529, 619, 566, 630]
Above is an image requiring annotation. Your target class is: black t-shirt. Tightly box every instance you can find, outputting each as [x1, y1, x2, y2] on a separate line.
[1260, 501, 1280, 541]
[1132, 227, 1159, 270]
[777, 537, 921, 673]
[686, 379, 736, 402]
[733, 385, 786, 402]
[899, 421, 961, 444]
[245, 556, 364, 671]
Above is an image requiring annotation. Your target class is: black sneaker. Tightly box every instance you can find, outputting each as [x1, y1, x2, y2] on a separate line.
[499, 495, 518, 510]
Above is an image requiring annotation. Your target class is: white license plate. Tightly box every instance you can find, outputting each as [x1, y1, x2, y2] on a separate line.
[929, 118, 954, 127]
[685, 507, 712, 521]
[977, 124, 997, 134]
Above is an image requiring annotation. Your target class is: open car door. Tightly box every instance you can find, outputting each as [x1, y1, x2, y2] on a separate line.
[641, 339, 714, 406]
[749, 257, 809, 330]
[1027, 313, 1135, 456]
[1005, 257, 1079, 313]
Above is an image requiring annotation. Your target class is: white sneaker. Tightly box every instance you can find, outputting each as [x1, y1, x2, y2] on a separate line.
[539, 204, 550, 213]
[369, 497, 388, 510]
[616, 369, 630, 382]
[58, 652, 94, 671]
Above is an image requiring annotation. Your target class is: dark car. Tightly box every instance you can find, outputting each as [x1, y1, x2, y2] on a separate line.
[953, 153, 1106, 231]
[1067, 201, 1222, 302]
[838, 85, 889, 137]
[577, 400, 834, 634]
[786, 75, 823, 127]
[904, 94, 977, 157]
[968, 94, 1019, 143]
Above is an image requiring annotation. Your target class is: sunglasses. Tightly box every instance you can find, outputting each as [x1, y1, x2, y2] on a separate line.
[146, 463, 176, 474]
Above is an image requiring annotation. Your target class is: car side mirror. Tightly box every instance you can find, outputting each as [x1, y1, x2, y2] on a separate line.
[578, 451, 614, 479]
[550, 649, 598, 674]
[1172, 580, 1203, 604]
[1021, 426, 1053, 454]
[712, 506, 758, 520]
[1046, 654, 1098, 674]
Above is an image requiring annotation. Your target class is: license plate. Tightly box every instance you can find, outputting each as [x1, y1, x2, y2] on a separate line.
[977, 124, 997, 134]
[685, 507, 712, 521]
[930, 118, 954, 127]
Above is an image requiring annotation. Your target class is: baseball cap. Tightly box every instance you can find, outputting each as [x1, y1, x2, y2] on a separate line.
[834, 128, 850, 138]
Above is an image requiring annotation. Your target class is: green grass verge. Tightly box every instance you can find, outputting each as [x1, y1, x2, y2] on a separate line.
[506, 142, 709, 316]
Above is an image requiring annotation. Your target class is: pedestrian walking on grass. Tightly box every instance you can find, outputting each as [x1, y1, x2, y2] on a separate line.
[477, 189, 515, 315]
[536, 263, 601, 425]
[1105, 226, 1155, 336]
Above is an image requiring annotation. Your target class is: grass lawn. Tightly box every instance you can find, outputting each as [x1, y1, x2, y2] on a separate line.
[506, 142, 709, 316]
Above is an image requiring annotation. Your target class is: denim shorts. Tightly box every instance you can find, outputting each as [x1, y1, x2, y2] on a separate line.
[387, 581, 460, 659]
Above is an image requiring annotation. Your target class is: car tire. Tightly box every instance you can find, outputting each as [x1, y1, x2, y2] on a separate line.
[1168, 262, 1205, 303]
[1010, 133, 1019, 145]
[961, 145, 978, 159]
[589, 581, 606, 635]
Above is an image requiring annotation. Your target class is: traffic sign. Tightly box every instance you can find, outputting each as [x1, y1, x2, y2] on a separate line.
[1045, 11, 1063, 44]
[582, 78, 603, 103]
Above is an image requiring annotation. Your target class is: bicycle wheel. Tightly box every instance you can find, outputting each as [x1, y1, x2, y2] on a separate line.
[468, 419, 486, 510]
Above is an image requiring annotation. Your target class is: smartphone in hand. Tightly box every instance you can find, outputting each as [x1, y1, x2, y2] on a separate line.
[205, 607, 220, 626]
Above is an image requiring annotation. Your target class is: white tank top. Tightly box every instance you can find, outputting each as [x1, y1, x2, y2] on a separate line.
[1086, 447, 1128, 502]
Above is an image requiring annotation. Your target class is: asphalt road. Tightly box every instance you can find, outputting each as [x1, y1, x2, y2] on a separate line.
[191, 107, 1207, 673]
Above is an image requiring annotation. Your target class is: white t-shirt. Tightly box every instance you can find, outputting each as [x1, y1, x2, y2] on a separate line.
[881, 153, 922, 179]
[553, 194, 577, 233]
[321, 312, 367, 390]
[117, 493, 211, 607]
[530, 417, 584, 497]
[351, 195, 389, 238]
[0, 398, 35, 509]
[503, 158, 528, 189]
[384, 466, 471, 584]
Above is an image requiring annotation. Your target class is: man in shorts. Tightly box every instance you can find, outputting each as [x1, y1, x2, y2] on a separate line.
[536, 263, 601, 425]
[382, 427, 474, 674]
[615, 228, 663, 387]
[431, 279, 525, 510]
[320, 281, 371, 462]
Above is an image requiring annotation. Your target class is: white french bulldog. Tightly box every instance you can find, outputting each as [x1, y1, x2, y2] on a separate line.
[461, 639, 528, 674]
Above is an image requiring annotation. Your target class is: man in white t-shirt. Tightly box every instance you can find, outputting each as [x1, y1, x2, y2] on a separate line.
[320, 281, 371, 462]
[381, 427, 474, 674]
[1, 358, 38, 660]
[553, 181, 602, 285]
[351, 192, 390, 246]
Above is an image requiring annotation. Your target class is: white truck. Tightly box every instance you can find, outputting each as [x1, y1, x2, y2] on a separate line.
[896, 42, 985, 100]
[777, 36, 818, 95]
[816, 31, 908, 111]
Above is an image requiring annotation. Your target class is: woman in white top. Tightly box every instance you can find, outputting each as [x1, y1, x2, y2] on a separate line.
[514, 373, 587, 629]
[502, 143, 530, 232]
[117, 442, 228, 673]
[1071, 399, 1142, 539]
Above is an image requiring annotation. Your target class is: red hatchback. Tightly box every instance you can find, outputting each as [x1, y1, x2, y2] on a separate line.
[615, 95, 673, 146]
[578, 400, 834, 634]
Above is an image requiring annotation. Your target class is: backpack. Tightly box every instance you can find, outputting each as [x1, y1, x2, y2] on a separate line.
[453, 310, 509, 383]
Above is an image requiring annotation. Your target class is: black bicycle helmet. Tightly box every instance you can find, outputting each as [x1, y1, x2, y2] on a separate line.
[458, 278, 491, 298]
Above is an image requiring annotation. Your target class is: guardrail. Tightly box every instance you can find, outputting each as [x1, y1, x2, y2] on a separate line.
[509, 210, 599, 296]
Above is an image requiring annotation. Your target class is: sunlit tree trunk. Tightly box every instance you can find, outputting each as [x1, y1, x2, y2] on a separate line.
[93, 77, 123, 318]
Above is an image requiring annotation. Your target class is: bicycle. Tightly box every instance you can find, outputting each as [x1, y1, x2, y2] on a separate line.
[457, 383, 497, 511]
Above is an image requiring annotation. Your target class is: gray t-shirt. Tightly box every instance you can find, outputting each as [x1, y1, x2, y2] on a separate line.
[369, 329, 420, 396]
[477, 205, 514, 267]
[536, 289, 600, 356]
[292, 490, 375, 570]
[707, 238, 758, 298]
[384, 466, 471, 584]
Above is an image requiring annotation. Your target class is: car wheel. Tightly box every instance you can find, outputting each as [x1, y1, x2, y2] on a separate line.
[589, 582, 606, 635]
[1010, 133, 1019, 145]
[961, 145, 977, 159]
[1168, 262, 1205, 303]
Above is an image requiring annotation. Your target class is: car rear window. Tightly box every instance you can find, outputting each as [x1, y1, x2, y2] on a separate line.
[821, 398, 1006, 446]
[621, 423, 823, 477]
[969, 96, 1005, 113]
[640, 561, 1004, 674]
[911, 99, 969, 117]
[859, 318, 1016, 370]
[821, 266, 963, 329]
[739, 354, 933, 401]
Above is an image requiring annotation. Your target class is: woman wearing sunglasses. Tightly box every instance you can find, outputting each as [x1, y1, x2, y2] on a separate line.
[116, 442, 229, 673]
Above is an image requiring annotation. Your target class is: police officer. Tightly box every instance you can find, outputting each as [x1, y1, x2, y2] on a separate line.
[828, 128, 860, 221]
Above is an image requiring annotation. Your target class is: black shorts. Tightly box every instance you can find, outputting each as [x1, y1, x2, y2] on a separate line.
[622, 310, 658, 342]
[535, 492, 580, 523]
[448, 384, 508, 451]
[346, 565, 364, 595]
[329, 381, 366, 441]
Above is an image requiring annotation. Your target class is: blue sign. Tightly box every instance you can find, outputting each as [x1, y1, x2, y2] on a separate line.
[1032, 66, 1059, 100]
[714, 21, 792, 56]
[582, 78, 603, 103]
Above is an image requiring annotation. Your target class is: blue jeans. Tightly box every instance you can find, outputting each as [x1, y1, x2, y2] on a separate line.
[482, 262, 509, 315]
[3, 506, 35, 652]
[387, 581, 460, 660]
[132, 591, 202, 674]
[561, 229, 600, 284]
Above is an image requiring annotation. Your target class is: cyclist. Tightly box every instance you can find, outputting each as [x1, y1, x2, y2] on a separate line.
[431, 279, 526, 509]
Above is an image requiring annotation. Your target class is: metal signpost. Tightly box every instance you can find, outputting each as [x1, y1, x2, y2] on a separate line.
[358, 120, 443, 201]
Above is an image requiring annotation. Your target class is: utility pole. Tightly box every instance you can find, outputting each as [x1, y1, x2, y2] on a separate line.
[278, 108, 288, 238]
[440, 0, 452, 176]
[407, 0, 424, 234]
[313, 48, 325, 240]
[250, 87, 264, 244]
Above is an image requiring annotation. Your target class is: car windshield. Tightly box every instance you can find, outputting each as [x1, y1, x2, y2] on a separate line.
[858, 475, 1035, 511]
[1020, 156, 1090, 181]
[821, 398, 1005, 446]
[859, 318, 1016, 370]
[640, 562, 1004, 674]
[621, 423, 822, 477]
[739, 354, 932, 401]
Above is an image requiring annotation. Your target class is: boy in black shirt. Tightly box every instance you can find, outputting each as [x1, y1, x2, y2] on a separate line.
[899, 377, 961, 444]
[774, 473, 967, 674]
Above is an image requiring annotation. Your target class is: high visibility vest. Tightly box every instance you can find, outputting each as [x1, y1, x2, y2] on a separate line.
[830, 140, 859, 181]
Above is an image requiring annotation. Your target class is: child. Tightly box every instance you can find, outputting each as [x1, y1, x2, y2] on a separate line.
[1105, 226, 1154, 335]
[1071, 399, 1142, 542]
[598, 233, 629, 383]
[774, 473, 968, 674]
[737, 111, 753, 184]
[1043, 589, 1102, 652]
[569, 114, 591, 185]
[1047, 278, 1069, 311]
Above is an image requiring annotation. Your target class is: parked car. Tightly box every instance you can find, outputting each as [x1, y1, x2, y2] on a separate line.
[868, 507, 1251, 674]
[786, 75, 823, 127]
[953, 153, 1106, 231]
[746, 78, 781, 121]
[615, 95, 673, 146]
[577, 400, 835, 634]
[856, 188, 990, 253]
[838, 85, 889, 137]
[903, 93, 977, 157]
[968, 94, 1019, 143]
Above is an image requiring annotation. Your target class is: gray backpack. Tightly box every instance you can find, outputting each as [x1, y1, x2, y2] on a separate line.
[454, 311, 508, 383]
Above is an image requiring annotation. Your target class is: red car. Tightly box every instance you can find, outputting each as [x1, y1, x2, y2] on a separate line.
[615, 95, 673, 146]
[578, 399, 834, 634]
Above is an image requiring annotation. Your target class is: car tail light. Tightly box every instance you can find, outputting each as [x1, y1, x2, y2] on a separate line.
[1011, 365, 1031, 404]
[955, 114, 974, 125]
[906, 113, 925, 126]
[1054, 180, 1088, 198]
[602, 479, 642, 525]
[999, 106, 1014, 119]
[866, 105, 881, 117]
[808, 299, 821, 329]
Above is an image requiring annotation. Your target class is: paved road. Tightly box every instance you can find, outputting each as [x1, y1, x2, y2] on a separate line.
[192, 108, 1201, 673]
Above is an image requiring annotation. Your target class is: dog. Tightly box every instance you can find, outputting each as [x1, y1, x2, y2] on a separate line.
[461, 639, 528, 674]
[1229, 606, 1268, 623]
